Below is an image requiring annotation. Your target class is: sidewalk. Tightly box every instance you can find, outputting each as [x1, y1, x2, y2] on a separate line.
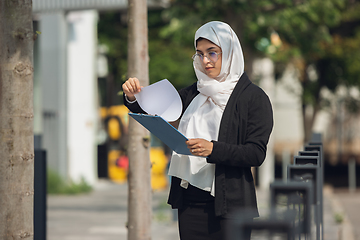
[47, 180, 179, 240]
[331, 188, 359, 240]
[47, 180, 349, 240]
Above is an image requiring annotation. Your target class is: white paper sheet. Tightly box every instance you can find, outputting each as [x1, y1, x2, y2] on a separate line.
[134, 79, 182, 122]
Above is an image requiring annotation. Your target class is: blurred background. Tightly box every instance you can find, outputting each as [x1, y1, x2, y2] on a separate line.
[31, 0, 360, 193]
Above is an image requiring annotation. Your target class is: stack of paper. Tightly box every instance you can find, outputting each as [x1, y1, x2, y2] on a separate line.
[129, 79, 192, 155]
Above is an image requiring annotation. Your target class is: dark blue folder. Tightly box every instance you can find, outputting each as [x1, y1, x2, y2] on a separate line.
[129, 113, 192, 155]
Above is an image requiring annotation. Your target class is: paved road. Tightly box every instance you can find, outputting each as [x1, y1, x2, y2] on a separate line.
[47, 180, 348, 240]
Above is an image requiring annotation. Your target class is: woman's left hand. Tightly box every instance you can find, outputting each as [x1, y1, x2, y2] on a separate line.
[186, 138, 213, 157]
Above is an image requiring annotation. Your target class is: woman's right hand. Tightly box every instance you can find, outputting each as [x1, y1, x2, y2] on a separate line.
[122, 77, 142, 101]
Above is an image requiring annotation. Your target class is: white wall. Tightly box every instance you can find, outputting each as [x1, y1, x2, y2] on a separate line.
[253, 58, 275, 189]
[67, 10, 98, 184]
[39, 13, 68, 178]
[272, 63, 304, 153]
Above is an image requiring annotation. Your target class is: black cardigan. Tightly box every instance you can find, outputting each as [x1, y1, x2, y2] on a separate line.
[124, 72, 273, 218]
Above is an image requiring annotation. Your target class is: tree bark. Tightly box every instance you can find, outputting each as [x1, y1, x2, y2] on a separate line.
[298, 61, 315, 143]
[127, 0, 152, 240]
[300, 63, 322, 143]
[0, 0, 34, 239]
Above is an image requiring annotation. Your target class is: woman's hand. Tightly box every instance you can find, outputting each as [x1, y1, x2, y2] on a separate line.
[186, 138, 213, 157]
[122, 77, 142, 101]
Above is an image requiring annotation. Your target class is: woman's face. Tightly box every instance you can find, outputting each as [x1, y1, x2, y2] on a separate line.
[196, 39, 222, 78]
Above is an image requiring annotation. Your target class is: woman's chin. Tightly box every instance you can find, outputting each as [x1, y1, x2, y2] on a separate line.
[206, 73, 217, 79]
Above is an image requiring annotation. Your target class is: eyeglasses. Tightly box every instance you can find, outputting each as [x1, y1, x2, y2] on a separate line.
[192, 51, 222, 63]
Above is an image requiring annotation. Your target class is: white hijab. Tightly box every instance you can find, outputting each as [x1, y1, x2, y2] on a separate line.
[168, 21, 244, 196]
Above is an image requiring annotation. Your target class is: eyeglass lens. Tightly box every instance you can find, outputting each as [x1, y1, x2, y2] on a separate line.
[197, 52, 219, 63]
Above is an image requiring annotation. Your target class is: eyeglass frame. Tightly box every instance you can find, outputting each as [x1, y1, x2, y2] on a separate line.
[192, 51, 222, 63]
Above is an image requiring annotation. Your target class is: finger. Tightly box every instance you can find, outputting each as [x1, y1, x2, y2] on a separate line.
[124, 78, 140, 95]
[129, 78, 141, 93]
[187, 142, 199, 150]
[186, 139, 200, 146]
[191, 149, 200, 154]
[134, 78, 141, 92]
[186, 140, 193, 147]
[122, 83, 130, 95]
[191, 148, 200, 154]
[123, 84, 135, 97]
[128, 79, 138, 93]
[190, 146, 203, 154]
[193, 149, 205, 156]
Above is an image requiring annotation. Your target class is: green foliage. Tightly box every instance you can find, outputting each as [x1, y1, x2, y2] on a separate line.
[97, 9, 197, 102]
[148, 11, 197, 89]
[149, 39, 196, 89]
[334, 212, 344, 224]
[97, 11, 128, 106]
[47, 169, 92, 195]
[97, 12, 128, 76]
[252, 0, 360, 97]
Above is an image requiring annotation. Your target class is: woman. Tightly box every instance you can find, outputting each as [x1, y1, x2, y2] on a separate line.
[122, 21, 273, 240]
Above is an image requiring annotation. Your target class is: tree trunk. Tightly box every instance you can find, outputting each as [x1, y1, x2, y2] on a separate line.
[302, 103, 312, 143]
[302, 101, 321, 143]
[298, 61, 319, 143]
[300, 65, 322, 143]
[0, 1, 34, 239]
[127, 0, 152, 240]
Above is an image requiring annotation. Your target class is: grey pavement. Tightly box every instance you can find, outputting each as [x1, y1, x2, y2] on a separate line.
[47, 180, 179, 240]
[47, 180, 353, 240]
[331, 188, 360, 240]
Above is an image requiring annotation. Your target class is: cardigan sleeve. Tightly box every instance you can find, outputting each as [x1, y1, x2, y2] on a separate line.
[207, 87, 273, 167]
[122, 94, 147, 114]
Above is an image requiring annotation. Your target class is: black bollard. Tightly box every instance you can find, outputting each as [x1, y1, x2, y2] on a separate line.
[270, 181, 313, 239]
[34, 149, 47, 240]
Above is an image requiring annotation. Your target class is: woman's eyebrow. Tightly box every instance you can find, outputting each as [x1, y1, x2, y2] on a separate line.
[196, 47, 218, 53]
[206, 47, 217, 51]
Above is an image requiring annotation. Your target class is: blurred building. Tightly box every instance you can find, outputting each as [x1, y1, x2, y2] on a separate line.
[255, 59, 360, 167]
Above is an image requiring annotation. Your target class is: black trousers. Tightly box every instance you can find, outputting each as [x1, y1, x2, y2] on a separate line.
[178, 205, 252, 240]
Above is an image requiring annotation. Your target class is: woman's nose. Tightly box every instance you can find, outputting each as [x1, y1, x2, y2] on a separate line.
[202, 55, 210, 64]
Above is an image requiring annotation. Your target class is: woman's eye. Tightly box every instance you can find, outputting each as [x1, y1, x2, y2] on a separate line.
[209, 52, 216, 57]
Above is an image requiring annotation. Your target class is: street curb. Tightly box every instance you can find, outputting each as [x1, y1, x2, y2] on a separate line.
[324, 185, 355, 240]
